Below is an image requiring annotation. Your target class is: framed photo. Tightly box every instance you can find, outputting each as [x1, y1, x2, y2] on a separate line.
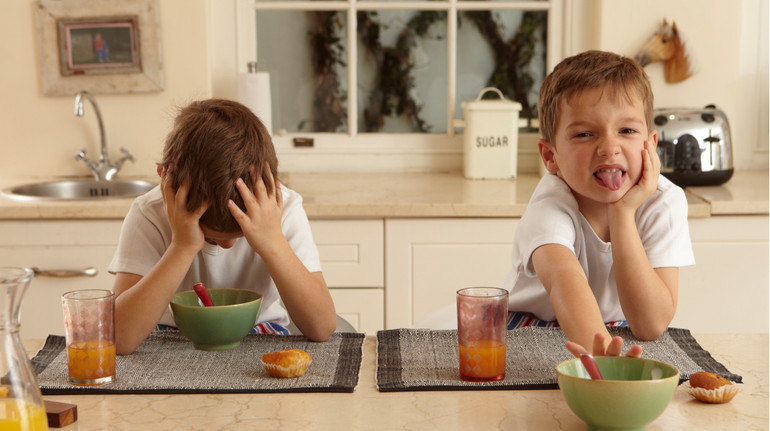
[35, 0, 163, 96]
[57, 17, 142, 76]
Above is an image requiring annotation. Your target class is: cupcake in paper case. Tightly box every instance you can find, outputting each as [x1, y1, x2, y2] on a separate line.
[261, 349, 312, 378]
[686, 371, 740, 404]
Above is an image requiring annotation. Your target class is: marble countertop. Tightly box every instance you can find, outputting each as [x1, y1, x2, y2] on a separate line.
[24, 333, 769, 431]
[0, 171, 766, 220]
[685, 170, 769, 215]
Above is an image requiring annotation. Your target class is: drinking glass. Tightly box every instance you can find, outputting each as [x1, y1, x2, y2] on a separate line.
[61, 289, 115, 386]
[456, 287, 508, 382]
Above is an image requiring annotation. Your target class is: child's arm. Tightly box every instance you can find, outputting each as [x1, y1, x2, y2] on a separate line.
[228, 165, 337, 342]
[113, 167, 208, 355]
[532, 244, 611, 350]
[609, 139, 677, 340]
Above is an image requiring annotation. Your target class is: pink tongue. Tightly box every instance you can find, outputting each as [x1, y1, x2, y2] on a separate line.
[596, 170, 623, 190]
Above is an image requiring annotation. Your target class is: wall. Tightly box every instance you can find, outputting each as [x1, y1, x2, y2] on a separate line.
[592, 0, 769, 171]
[1, 0, 767, 179]
[0, 0, 212, 179]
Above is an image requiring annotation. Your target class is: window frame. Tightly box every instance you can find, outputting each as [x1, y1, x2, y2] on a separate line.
[215, 0, 565, 172]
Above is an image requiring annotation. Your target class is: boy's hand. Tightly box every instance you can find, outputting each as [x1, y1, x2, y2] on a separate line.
[565, 333, 643, 358]
[228, 163, 285, 255]
[158, 165, 208, 253]
[612, 139, 660, 213]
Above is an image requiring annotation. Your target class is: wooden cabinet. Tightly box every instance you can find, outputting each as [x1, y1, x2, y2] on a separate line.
[384, 216, 769, 334]
[0, 219, 387, 338]
[0, 220, 123, 340]
[385, 218, 519, 329]
[673, 215, 769, 332]
[1, 213, 765, 339]
[310, 220, 384, 334]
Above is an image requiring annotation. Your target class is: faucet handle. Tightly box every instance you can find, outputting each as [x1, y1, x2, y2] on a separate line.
[118, 147, 135, 163]
[74, 149, 88, 161]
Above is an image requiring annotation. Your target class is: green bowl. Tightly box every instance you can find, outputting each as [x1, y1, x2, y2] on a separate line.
[169, 288, 262, 351]
[556, 356, 680, 431]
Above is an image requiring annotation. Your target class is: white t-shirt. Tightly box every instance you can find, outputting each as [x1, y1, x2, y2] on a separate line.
[108, 184, 322, 328]
[502, 173, 695, 322]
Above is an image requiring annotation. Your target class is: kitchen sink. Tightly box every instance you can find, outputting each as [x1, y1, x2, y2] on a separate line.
[2, 179, 156, 201]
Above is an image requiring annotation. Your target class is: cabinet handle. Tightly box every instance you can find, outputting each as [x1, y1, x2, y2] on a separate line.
[31, 267, 98, 278]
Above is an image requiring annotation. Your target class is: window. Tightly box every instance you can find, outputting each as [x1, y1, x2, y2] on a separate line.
[229, 0, 564, 172]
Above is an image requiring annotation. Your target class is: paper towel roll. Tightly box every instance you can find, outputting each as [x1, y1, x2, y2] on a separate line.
[237, 72, 273, 135]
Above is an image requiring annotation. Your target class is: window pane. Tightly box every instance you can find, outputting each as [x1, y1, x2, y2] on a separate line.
[257, 10, 349, 133]
[456, 9, 547, 129]
[357, 10, 448, 133]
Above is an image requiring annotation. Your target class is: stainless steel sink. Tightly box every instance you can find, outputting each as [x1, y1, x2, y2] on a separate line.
[3, 179, 156, 201]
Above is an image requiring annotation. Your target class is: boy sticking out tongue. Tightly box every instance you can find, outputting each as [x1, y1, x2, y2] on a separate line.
[502, 50, 695, 357]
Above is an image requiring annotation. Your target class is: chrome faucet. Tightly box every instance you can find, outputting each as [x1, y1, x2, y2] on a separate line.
[73, 91, 134, 181]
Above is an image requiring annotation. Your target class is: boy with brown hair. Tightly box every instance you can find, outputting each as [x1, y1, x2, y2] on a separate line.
[503, 50, 695, 355]
[109, 99, 337, 355]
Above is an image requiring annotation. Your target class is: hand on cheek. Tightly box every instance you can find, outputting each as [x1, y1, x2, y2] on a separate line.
[612, 140, 660, 213]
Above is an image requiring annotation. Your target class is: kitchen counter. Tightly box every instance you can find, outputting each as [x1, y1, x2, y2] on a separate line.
[686, 170, 770, 215]
[1, 170, 766, 220]
[25, 333, 768, 430]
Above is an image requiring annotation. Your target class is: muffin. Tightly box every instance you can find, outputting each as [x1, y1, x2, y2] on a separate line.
[261, 349, 312, 378]
[687, 371, 740, 403]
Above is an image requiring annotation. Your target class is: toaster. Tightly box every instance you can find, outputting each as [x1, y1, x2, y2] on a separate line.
[653, 105, 734, 186]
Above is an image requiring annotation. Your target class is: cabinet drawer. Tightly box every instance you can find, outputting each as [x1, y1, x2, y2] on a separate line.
[329, 288, 384, 335]
[0, 220, 123, 339]
[0, 245, 117, 339]
[310, 220, 383, 288]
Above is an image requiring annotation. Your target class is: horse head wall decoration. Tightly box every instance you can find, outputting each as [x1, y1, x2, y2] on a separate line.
[634, 19, 698, 84]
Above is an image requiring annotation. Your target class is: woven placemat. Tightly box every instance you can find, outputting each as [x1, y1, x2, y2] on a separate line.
[376, 327, 742, 392]
[32, 331, 365, 394]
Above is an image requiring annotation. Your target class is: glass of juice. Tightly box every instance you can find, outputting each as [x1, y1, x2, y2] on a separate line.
[61, 289, 115, 386]
[456, 287, 508, 382]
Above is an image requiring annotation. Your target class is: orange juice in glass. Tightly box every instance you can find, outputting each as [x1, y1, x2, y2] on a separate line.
[62, 290, 116, 386]
[457, 287, 508, 382]
[67, 340, 116, 382]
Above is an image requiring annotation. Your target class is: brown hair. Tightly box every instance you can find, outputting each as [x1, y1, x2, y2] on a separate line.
[538, 50, 654, 144]
[159, 98, 277, 233]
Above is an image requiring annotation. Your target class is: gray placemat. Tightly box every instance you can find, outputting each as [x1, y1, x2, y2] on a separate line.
[32, 331, 365, 394]
[376, 327, 742, 392]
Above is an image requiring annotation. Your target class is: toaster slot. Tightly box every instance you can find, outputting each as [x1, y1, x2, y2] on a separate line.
[674, 134, 702, 174]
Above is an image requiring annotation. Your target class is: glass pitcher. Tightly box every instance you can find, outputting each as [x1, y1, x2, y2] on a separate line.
[0, 267, 48, 430]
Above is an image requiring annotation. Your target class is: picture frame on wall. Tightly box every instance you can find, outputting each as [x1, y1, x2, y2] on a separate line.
[57, 16, 142, 76]
[35, 0, 163, 96]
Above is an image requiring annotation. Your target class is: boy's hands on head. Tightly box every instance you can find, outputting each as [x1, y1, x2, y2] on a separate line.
[565, 332, 643, 358]
[228, 162, 286, 256]
[610, 138, 661, 215]
[158, 165, 208, 254]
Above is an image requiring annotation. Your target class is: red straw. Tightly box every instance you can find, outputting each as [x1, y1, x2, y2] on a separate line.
[193, 282, 214, 307]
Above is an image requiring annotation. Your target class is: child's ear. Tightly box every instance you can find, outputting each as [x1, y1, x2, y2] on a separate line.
[538, 139, 559, 174]
[647, 129, 658, 150]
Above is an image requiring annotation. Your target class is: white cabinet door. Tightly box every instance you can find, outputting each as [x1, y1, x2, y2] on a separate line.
[309, 220, 383, 288]
[310, 219, 385, 333]
[385, 218, 518, 329]
[673, 215, 769, 333]
[329, 289, 384, 335]
[0, 220, 123, 340]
